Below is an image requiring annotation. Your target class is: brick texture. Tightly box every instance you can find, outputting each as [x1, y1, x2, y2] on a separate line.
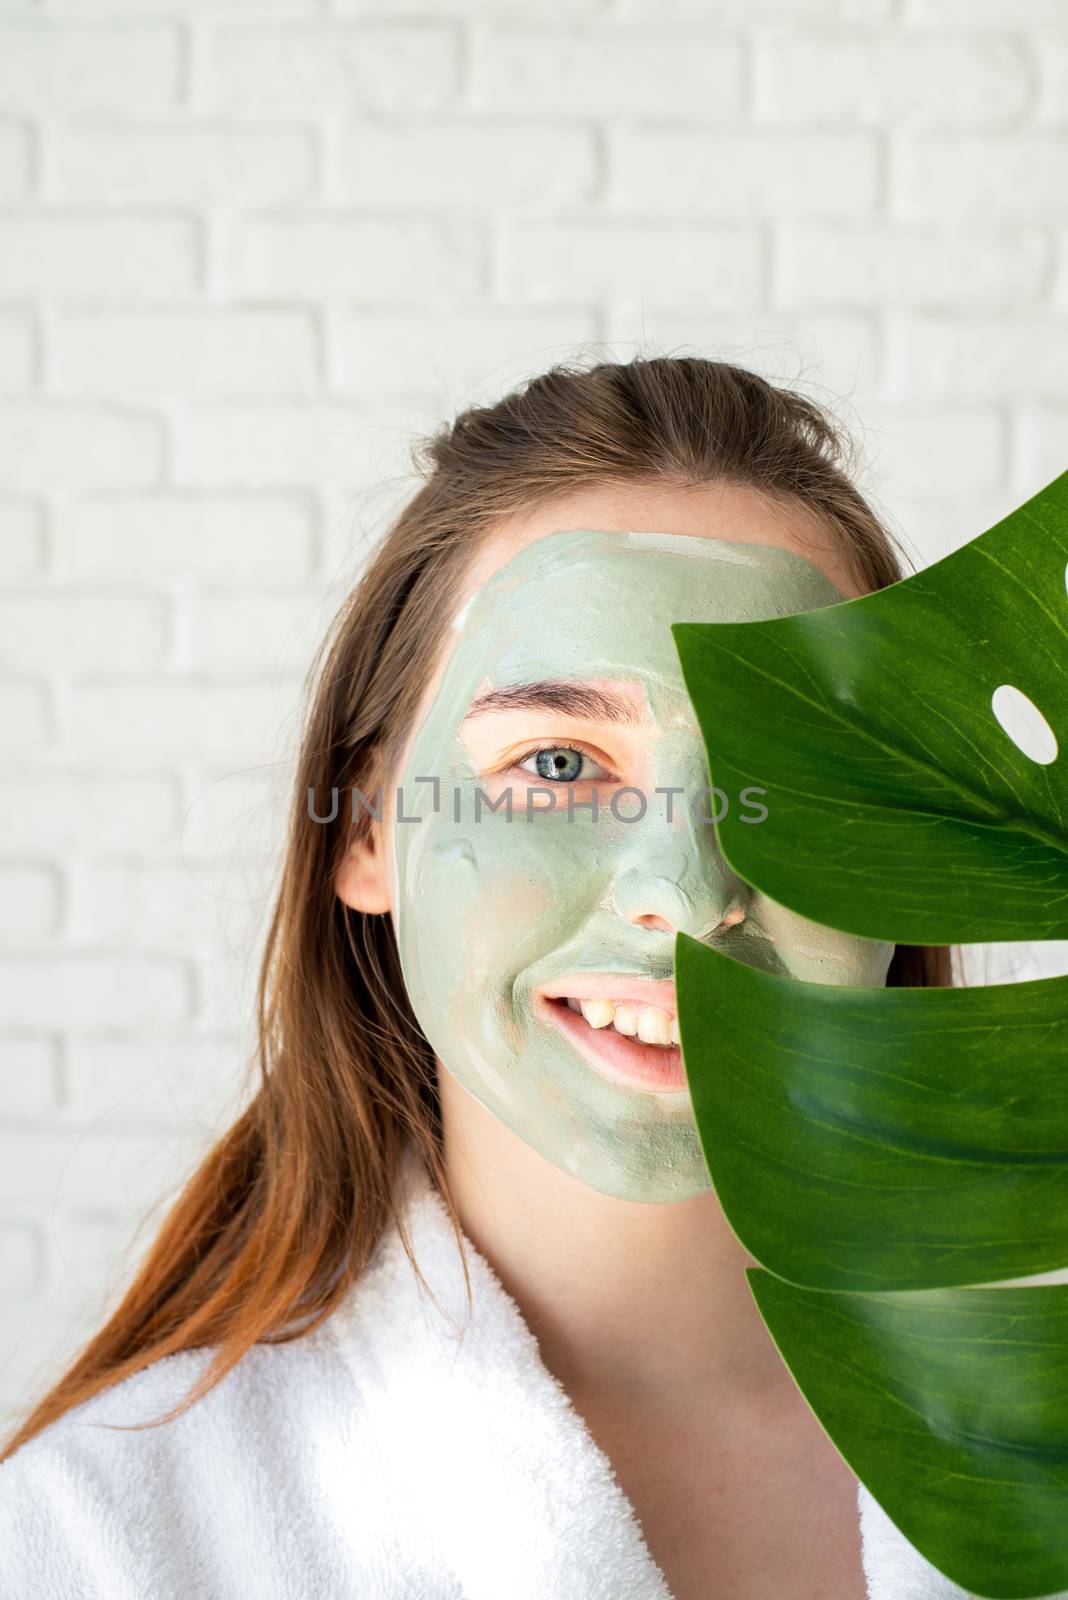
[2, 3, 1066, 1435]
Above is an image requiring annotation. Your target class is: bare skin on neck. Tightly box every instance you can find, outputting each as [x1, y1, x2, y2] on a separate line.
[440, 1073, 868, 1600]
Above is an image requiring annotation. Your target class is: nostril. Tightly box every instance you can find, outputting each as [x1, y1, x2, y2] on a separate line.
[692, 900, 747, 942]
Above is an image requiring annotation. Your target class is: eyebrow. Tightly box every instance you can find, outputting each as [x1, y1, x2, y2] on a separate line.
[460, 678, 646, 727]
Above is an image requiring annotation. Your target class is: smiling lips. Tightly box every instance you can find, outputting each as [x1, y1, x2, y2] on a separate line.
[535, 978, 688, 1095]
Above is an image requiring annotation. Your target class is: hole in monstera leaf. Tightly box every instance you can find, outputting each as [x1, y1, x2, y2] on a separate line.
[991, 684, 1058, 765]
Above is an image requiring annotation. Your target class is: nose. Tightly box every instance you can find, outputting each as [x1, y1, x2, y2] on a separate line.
[609, 822, 751, 942]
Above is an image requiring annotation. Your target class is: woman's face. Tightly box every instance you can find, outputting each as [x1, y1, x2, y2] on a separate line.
[338, 483, 894, 1203]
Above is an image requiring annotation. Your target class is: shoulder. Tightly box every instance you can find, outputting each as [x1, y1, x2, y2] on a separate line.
[0, 1171, 463, 1599]
[0, 1317, 370, 1599]
[3, 1311, 359, 1476]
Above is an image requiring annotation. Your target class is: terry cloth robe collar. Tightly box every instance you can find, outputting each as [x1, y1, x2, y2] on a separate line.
[0, 1145, 1007, 1599]
[329, 1148, 981, 1600]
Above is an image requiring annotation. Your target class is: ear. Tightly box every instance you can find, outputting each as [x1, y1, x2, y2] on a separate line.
[335, 822, 392, 915]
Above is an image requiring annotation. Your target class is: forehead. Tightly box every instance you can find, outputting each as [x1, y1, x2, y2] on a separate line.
[448, 527, 845, 696]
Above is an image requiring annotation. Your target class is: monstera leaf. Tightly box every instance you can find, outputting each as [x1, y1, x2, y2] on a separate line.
[671, 470, 1068, 1600]
[675, 471, 1067, 945]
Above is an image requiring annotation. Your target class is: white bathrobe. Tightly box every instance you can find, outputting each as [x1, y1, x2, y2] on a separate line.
[0, 1152, 986, 1599]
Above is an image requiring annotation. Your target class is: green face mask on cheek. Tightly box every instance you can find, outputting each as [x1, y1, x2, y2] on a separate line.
[389, 530, 894, 1203]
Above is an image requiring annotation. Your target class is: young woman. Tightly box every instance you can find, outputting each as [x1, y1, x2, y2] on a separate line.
[0, 356, 961, 1599]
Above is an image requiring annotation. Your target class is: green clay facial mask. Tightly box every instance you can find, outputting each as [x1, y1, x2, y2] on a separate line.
[390, 530, 894, 1203]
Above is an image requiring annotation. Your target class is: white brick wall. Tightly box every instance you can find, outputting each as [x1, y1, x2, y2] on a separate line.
[2, 2, 1067, 1430]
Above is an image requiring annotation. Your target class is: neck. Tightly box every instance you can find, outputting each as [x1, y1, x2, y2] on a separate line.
[437, 1066, 801, 1418]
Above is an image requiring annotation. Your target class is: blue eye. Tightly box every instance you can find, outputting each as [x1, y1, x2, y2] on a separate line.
[514, 743, 610, 784]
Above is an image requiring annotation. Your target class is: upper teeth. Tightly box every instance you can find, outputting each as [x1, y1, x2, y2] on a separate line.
[565, 997, 679, 1048]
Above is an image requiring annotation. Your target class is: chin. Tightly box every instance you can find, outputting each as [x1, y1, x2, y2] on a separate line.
[556, 1141, 714, 1205]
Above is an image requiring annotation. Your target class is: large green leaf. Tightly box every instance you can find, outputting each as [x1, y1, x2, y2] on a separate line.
[671, 471, 1068, 945]
[745, 1272, 1068, 1600]
[669, 471, 1068, 1596]
[676, 936, 1068, 1292]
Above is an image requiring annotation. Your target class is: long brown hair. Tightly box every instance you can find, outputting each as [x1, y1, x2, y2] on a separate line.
[2, 352, 958, 1461]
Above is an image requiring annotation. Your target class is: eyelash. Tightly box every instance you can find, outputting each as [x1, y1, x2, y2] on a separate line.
[507, 741, 617, 782]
